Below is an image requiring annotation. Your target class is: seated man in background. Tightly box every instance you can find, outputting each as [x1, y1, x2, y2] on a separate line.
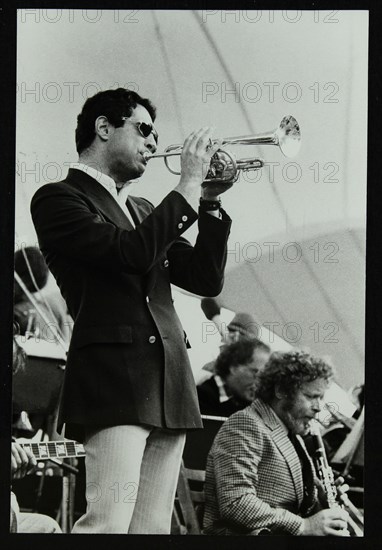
[198, 305, 263, 385]
[197, 339, 270, 417]
[203, 351, 350, 536]
[10, 442, 62, 533]
[10, 324, 62, 533]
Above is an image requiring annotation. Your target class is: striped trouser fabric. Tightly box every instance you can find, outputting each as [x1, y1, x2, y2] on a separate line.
[71, 424, 186, 534]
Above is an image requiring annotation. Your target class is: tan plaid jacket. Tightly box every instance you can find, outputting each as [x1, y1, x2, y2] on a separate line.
[203, 399, 319, 535]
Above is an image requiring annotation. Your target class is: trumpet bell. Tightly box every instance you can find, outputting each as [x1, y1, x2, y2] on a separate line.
[276, 115, 301, 157]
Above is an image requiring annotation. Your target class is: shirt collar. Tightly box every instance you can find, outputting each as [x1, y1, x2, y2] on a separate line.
[214, 374, 231, 403]
[70, 162, 132, 198]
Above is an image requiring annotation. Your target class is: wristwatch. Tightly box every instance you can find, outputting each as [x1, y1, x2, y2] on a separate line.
[199, 197, 221, 211]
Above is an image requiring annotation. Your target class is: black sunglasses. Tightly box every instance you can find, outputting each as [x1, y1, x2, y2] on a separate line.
[121, 117, 158, 144]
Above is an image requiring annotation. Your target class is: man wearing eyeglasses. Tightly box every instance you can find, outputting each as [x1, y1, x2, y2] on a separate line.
[31, 88, 232, 533]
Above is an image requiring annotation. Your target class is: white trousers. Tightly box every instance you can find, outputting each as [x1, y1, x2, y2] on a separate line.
[71, 425, 186, 534]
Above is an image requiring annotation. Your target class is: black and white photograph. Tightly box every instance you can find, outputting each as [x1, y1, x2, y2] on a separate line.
[2, 6, 369, 539]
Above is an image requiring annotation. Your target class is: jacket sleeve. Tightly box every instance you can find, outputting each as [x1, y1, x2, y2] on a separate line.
[211, 414, 304, 535]
[168, 207, 231, 297]
[31, 184, 199, 274]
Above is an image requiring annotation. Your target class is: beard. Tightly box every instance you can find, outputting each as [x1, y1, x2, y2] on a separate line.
[280, 398, 311, 436]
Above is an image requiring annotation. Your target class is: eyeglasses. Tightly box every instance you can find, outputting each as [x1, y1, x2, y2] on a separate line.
[121, 117, 158, 144]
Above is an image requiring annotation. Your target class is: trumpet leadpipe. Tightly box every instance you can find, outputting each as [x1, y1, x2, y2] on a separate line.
[143, 151, 180, 160]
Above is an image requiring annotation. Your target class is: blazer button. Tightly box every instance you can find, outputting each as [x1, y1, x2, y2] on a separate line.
[149, 336, 156, 344]
[146, 296, 150, 303]
[182, 215, 188, 222]
[177, 222, 183, 229]
[163, 259, 169, 268]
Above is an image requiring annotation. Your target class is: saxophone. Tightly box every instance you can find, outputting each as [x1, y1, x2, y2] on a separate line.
[310, 420, 363, 536]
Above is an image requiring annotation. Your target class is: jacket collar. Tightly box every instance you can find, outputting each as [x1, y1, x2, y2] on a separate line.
[65, 168, 158, 293]
[251, 399, 305, 506]
[65, 168, 145, 230]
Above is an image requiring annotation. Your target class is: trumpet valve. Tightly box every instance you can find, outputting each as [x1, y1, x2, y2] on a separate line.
[208, 150, 236, 179]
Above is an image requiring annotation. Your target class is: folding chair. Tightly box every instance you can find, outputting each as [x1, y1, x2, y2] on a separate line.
[174, 415, 227, 534]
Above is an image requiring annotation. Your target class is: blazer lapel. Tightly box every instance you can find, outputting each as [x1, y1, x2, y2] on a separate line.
[253, 400, 304, 507]
[65, 169, 158, 294]
[126, 196, 146, 226]
[297, 434, 317, 486]
[126, 195, 159, 295]
[130, 196, 159, 295]
[271, 425, 304, 508]
[65, 169, 135, 231]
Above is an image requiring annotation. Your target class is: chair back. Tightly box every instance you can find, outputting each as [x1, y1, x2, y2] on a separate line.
[175, 415, 227, 533]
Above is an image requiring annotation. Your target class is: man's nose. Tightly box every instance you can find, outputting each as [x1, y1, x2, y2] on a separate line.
[145, 134, 157, 153]
[312, 398, 323, 412]
[249, 368, 259, 380]
[229, 331, 240, 343]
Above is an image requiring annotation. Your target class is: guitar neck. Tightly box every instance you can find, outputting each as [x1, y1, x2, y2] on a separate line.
[20, 440, 85, 461]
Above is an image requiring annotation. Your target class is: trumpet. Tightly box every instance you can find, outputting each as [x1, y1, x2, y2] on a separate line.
[143, 115, 301, 185]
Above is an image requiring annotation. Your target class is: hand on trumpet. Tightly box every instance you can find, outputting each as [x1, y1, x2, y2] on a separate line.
[201, 149, 235, 200]
[174, 127, 222, 207]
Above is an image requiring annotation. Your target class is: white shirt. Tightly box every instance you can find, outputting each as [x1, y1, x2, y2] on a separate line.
[214, 374, 230, 403]
[70, 163, 136, 227]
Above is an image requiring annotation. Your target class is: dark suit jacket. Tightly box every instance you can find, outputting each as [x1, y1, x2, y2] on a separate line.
[197, 376, 247, 417]
[203, 399, 319, 535]
[30, 169, 231, 441]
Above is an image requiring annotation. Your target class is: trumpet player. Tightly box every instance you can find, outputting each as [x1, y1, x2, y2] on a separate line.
[204, 351, 351, 536]
[31, 87, 232, 533]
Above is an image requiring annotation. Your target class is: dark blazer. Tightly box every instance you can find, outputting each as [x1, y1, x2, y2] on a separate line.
[203, 399, 319, 535]
[30, 169, 231, 441]
[197, 376, 247, 417]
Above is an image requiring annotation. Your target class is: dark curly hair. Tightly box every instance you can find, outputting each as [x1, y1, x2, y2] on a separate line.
[75, 88, 157, 154]
[255, 350, 334, 403]
[215, 339, 270, 380]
